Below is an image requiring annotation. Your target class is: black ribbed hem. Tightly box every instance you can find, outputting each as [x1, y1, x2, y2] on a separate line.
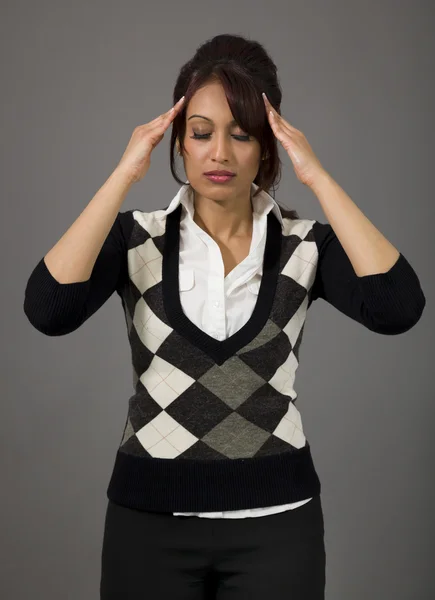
[357, 253, 426, 331]
[23, 256, 91, 335]
[106, 443, 321, 513]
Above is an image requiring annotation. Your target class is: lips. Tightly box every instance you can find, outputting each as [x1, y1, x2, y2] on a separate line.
[204, 171, 235, 176]
[204, 173, 235, 183]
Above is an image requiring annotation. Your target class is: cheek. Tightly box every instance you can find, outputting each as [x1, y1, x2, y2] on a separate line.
[183, 140, 208, 161]
[246, 141, 262, 159]
[243, 146, 262, 169]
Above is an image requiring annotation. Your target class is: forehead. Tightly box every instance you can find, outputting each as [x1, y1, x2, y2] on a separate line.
[186, 81, 234, 121]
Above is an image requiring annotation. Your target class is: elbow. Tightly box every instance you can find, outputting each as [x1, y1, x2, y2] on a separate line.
[395, 292, 426, 334]
[23, 299, 81, 336]
[366, 290, 426, 336]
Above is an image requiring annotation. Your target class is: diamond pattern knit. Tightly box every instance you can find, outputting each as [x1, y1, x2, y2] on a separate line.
[106, 205, 324, 512]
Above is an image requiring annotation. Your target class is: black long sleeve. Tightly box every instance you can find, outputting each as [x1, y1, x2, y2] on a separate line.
[309, 221, 426, 334]
[23, 213, 426, 337]
[23, 210, 133, 335]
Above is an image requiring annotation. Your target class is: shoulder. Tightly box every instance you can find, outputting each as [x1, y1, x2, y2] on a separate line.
[311, 220, 334, 244]
[115, 207, 168, 243]
[280, 215, 333, 250]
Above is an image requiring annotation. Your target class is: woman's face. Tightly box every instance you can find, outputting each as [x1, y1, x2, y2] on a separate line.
[180, 81, 262, 202]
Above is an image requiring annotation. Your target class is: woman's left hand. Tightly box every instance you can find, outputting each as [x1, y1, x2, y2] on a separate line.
[262, 92, 326, 189]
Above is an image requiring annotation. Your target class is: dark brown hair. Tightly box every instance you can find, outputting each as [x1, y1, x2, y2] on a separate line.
[169, 33, 299, 220]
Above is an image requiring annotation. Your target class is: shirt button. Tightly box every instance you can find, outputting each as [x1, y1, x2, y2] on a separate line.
[214, 301, 220, 307]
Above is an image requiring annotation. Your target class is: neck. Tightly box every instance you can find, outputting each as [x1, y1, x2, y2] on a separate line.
[191, 186, 254, 242]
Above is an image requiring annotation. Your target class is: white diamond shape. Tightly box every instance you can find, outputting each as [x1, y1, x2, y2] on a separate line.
[128, 240, 162, 294]
[273, 411, 306, 449]
[282, 294, 308, 346]
[133, 210, 166, 238]
[269, 350, 298, 398]
[136, 412, 198, 458]
[133, 297, 173, 353]
[140, 355, 195, 408]
[281, 237, 317, 290]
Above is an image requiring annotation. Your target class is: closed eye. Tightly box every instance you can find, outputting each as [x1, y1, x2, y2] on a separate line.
[190, 133, 251, 141]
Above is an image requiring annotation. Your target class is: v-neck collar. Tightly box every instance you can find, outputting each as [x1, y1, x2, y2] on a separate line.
[162, 204, 282, 365]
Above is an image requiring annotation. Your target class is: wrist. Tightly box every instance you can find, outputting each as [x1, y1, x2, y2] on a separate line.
[112, 166, 137, 188]
[309, 169, 333, 195]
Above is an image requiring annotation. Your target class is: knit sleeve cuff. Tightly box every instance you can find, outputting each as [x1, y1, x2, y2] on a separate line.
[23, 256, 92, 335]
[356, 252, 426, 332]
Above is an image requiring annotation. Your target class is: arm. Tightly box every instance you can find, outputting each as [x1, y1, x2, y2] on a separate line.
[260, 95, 425, 332]
[309, 221, 426, 335]
[310, 170, 401, 276]
[23, 168, 134, 335]
[307, 170, 425, 334]
[43, 168, 133, 283]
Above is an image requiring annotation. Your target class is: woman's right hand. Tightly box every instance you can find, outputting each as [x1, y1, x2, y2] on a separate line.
[116, 96, 185, 184]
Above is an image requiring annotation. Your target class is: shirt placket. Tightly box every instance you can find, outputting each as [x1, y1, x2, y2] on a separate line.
[206, 237, 226, 340]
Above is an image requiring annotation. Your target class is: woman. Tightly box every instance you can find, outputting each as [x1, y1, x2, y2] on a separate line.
[24, 34, 425, 599]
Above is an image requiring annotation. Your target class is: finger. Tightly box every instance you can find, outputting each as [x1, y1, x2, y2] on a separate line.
[262, 96, 284, 128]
[262, 92, 278, 116]
[265, 107, 281, 132]
[262, 93, 296, 132]
[155, 97, 186, 133]
[168, 96, 185, 117]
[269, 110, 297, 140]
[164, 98, 185, 126]
[270, 113, 295, 138]
[267, 112, 288, 141]
[159, 96, 185, 126]
[150, 97, 185, 126]
[267, 111, 280, 134]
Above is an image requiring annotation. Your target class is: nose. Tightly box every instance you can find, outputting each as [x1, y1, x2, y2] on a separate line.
[210, 132, 231, 163]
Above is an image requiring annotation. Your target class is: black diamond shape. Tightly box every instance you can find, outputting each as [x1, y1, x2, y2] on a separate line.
[142, 280, 171, 326]
[129, 219, 152, 249]
[156, 331, 216, 380]
[151, 232, 166, 256]
[166, 381, 233, 439]
[128, 322, 155, 383]
[179, 439, 228, 459]
[122, 281, 142, 324]
[127, 383, 165, 431]
[236, 382, 295, 432]
[239, 330, 292, 381]
[255, 431, 303, 457]
[270, 274, 307, 328]
[120, 434, 153, 458]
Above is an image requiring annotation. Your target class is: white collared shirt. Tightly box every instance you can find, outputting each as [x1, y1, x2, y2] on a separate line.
[161, 181, 283, 339]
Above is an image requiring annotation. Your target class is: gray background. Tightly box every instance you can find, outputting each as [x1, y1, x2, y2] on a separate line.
[2, 0, 434, 598]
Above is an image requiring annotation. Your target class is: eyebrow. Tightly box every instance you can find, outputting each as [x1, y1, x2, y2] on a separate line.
[187, 114, 238, 125]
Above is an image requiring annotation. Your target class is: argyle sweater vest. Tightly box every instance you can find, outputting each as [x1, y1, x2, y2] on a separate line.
[105, 203, 323, 513]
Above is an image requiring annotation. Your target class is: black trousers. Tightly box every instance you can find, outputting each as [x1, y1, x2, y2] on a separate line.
[100, 494, 326, 599]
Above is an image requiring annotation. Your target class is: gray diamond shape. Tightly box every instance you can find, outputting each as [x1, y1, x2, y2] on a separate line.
[236, 319, 281, 355]
[198, 357, 265, 409]
[202, 413, 271, 458]
[120, 417, 135, 446]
